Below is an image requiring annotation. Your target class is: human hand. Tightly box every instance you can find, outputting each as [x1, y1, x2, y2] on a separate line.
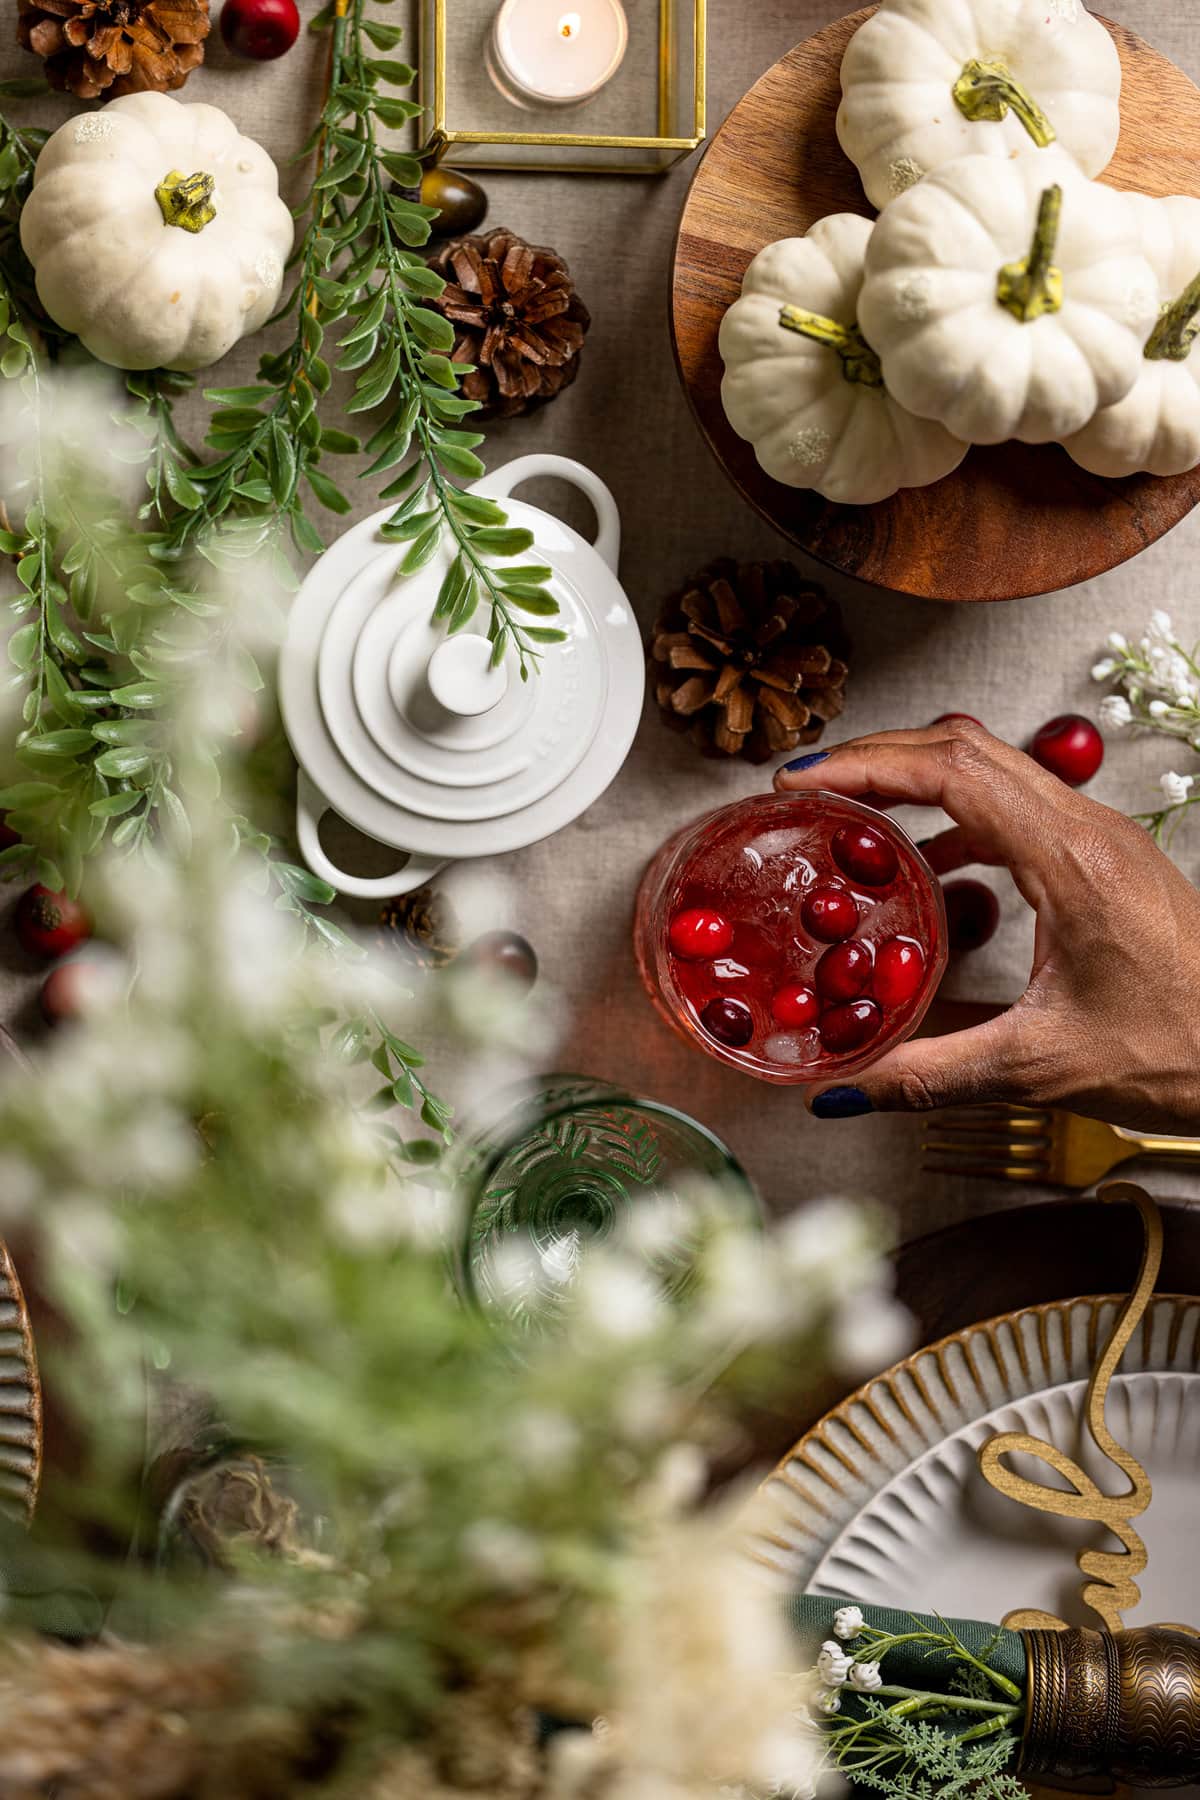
[775, 721, 1200, 1132]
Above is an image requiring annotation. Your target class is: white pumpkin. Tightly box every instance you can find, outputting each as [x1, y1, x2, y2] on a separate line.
[837, 0, 1122, 212]
[1064, 194, 1200, 477]
[857, 151, 1159, 445]
[20, 94, 294, 373]
[718, 214, 968, 506]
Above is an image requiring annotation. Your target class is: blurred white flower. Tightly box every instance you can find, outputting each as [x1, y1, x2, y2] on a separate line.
[643, 1442, 708, 1518]
[461, 1518, 542, 1590]
[1148, 699, 1170, 718]
[1149, 610, 1175, 643]
[777, 1199, 886, 1304]
[512, 1407, 578, 1474]
[574, 1257, 665, 1343]
[0, 1153, 42, 1224]
[814, 1689, 841, 1717]
[1161, 771, 1195, 806]
[614, 1515, 821, 1799]
[830, 1290, 914, 1380]
[1098, 694, 1133, 728]
[1107, 631, 1129, 652]
[817, 1643, 853, 1687]
[1090, 658, 1117, 682]
[832, 1605, 863, 1641]
[848, 1661, 882, 1692]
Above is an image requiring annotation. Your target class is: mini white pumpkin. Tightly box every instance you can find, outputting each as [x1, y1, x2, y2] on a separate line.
[857, 151, 1159, 445]
[718, 214, 968, 506]
[1064, 194, 1200, 477]
[20, 94, 294, 373]
[837, 0, 1122, 212]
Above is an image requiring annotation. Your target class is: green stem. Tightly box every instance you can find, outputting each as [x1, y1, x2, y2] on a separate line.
[1145, 271, 1200, 362]
[155, 170, 217, 234]
[953, 57, 1057, 146]
[997, 185, 1064, 323]
[779, 304, 884, 388]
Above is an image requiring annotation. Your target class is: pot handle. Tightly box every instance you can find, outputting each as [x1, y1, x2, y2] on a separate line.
[472, 454, 621, 573]
[296, 771, 448, 900]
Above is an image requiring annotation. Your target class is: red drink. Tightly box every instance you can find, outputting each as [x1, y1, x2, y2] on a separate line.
[634, 792, 946, 1085]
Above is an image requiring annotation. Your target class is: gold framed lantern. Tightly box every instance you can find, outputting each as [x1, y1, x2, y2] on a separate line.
[416, 0, 706, 174]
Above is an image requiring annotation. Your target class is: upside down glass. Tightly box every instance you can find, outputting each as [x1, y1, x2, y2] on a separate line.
[635, 792, 947, 1085]
[454, 1076, 758, 1332]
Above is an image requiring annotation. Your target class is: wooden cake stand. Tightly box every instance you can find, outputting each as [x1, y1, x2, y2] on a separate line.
[671, 10, 1200, 602]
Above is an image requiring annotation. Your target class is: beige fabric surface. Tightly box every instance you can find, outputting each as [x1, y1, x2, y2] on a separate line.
[2, 0, 1200, 1240]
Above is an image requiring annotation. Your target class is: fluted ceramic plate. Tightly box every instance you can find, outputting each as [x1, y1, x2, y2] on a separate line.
[757, 1296, 1200, 1795]
[0, 1238, 41, 1523]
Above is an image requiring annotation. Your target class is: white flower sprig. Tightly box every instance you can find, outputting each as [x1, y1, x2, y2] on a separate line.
[1091, 611, 1200, 844]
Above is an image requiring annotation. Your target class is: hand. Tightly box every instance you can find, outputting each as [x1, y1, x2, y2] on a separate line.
[775, 720, 1200, 1131]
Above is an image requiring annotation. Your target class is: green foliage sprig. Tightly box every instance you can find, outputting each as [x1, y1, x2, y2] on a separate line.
[805, 1616, 1025, 1800]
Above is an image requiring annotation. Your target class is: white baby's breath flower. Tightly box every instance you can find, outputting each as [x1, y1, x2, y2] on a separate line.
[1161, 770, 1195, 806]
[816, 1642, 853, 1686]
[1149, 609, 1175, 643]
[461, 1519, 542, 1590]
[1099, 694, 1133, 728]
[1179, 694, 1199, 712]
[848, 1660, 882, 1692]
[832, 1605, 864, 1641]
[574, 1256, 665, 1343]
[513, 1407, 578, 1474]
[644, 1442, 708, 1518]
[1091, 658, 1117, 682]
[830, 1290, 915, 1379]
[1107, 630, 1129, 653]
[814, 1688, 841, 1717]
[1148, 699, 1170, 718]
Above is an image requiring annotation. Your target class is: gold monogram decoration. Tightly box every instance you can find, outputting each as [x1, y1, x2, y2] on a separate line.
[976, 1181, 1188, 1637]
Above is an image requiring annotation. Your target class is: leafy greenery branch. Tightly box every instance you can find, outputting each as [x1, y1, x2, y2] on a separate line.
[804, 1616, 1025, 1800]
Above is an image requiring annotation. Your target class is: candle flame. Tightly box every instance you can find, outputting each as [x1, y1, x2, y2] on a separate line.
[558, 11, 581, 38]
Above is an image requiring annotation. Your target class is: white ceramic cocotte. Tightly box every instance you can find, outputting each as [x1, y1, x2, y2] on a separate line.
[280, 455, 644, 898]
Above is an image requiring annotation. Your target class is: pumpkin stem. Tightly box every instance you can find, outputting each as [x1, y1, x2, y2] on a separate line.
[996, 185, 1065, 324]
[778, 305, 884, 389]
[1144, 271, 1200, 362]
[156, 169, 217, 234]
[953, 58, 1057, 148]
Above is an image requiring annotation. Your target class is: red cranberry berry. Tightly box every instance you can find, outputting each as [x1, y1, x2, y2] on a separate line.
[1029, 714, 1104, 788]
[873, 937, 926, 1008]
[700, 996, 754, 1049]
[15, 885, 90, 961]
[944, 879, 1000, 953]
[815, 940, 873, 1002]
[819, 998, 883, 1055]
[831, 823, 899, 888]
[669, 907, 734, 961]
[770, 983, 820, 1029]
[801, 884, 859, 943]
[0, 814, 17, 853]
[220, 0, 301, 59]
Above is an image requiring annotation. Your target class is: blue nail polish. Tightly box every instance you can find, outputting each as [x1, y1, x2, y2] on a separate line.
[782, 750, 831, 773]
[812, 1086, 874, 1120]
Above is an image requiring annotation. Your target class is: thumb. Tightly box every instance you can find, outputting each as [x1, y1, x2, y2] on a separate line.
[808, 1015, 1029, 1118]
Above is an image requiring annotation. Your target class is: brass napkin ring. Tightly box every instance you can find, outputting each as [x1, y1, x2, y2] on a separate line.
[1021, 1625, 1200, 1787]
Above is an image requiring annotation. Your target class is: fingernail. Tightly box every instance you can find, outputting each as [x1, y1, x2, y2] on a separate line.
[811, 1086, 874, 1120]
[782, 750, 831, 774]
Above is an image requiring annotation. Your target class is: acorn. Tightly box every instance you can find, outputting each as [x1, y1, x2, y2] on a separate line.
[397, 165, 489, 239]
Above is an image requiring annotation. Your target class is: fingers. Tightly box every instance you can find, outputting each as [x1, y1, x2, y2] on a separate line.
[774, 721, 1079, 894]
[808, 1012, 1031, 1117]
[915, 825, 1001, 876]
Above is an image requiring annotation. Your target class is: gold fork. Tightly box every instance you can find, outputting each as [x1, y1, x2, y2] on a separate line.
[922, 1105, 1200, 1188]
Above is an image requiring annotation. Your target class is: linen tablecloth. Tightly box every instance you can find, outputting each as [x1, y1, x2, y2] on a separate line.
[2, 0, 1199, 1242]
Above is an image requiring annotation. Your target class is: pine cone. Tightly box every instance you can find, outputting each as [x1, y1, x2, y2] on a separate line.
[17, 0, 209, 101]
[378, 886, 460, 971]
[427, 228, 590, 420]
[651, 560, 850, 764]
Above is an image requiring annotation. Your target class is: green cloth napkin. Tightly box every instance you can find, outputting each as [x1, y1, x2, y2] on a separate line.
[0, 1525, 104, 1642]
[789, 1593, 1026, 1693]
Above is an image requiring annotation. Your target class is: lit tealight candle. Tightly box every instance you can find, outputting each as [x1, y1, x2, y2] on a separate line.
[487, 0, 629, 109]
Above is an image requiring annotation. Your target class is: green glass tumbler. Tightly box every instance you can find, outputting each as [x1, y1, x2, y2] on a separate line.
[455, 1075, 757, 1332]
